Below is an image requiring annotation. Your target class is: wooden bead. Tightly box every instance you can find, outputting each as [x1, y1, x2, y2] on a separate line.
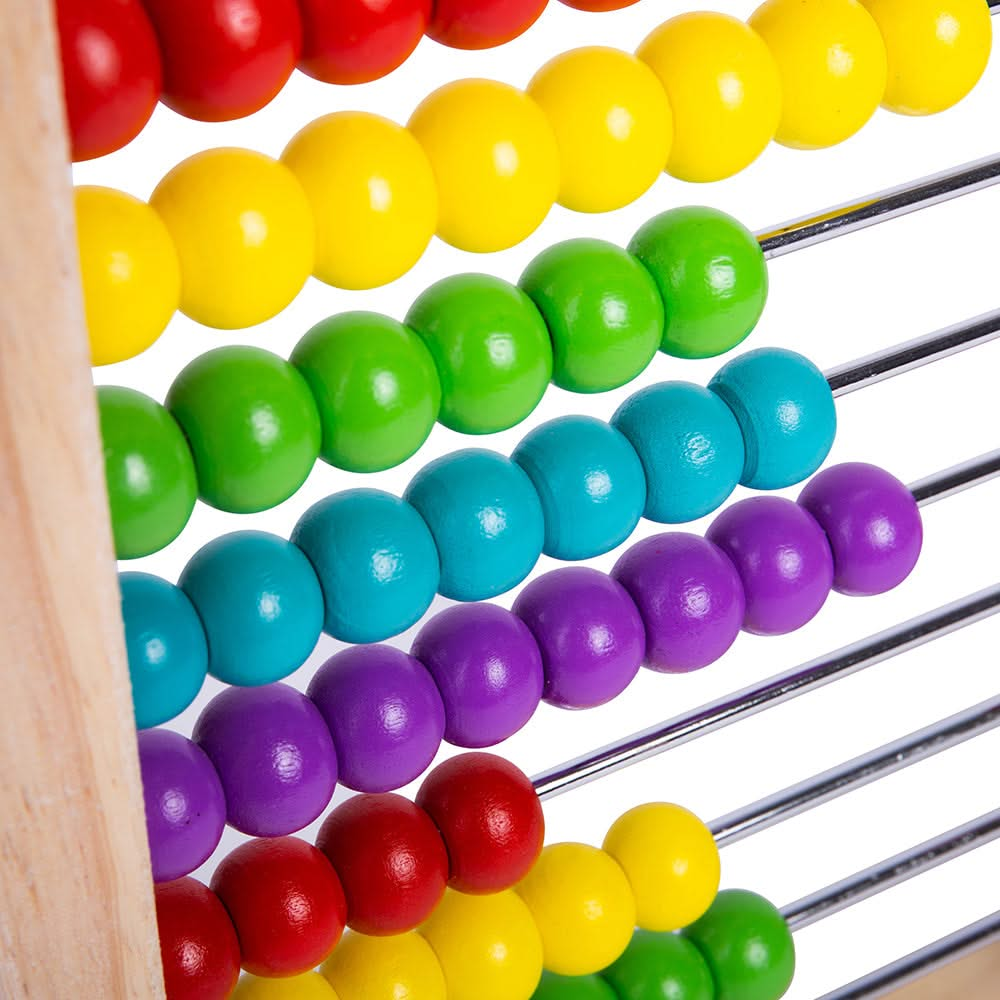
[426, 0, 548, 49]
[602, 930, 715, 1000]
[233, 971, 340, 999]
[322, 931, 446, 1000]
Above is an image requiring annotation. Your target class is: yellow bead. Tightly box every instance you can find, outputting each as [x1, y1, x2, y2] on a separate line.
[234, 972, 340, 999]
[150, 148, 315, 329]
[282, 112, 438, 290]
[749, 0, 888, 149]
[420, 890, 543, 1000]
[603, 803, 721, 932]
[861, 0, 992, 115]
[636, 13, 781, 183]
[321, 930, 446, 1000]
[75, 186, 180, 366]
[408, 79, 559, 253]
[515, 843, 635, 977]
[527, 47, 673, 213]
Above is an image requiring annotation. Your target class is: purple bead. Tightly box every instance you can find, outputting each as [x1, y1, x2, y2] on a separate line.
[707, 497, 834, 636]
[513, 567, 645, 707]
[307, 645, 446, 792]
[138, 729, 226, 883]
[798, 462, 923, 597]
[193, 683, 338, 837]
[612, 533, 745, 673]
[411, 603, 544, 748]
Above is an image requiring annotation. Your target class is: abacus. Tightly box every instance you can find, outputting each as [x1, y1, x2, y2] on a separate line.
[4, 1, 1000, 998]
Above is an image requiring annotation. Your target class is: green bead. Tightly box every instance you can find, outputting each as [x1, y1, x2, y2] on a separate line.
[98, 386, 197, 559]
[532, 970, 618, 1000]
[628, 207, 768, 360]
[166, 346, 321, 513]
[406, 273, 553, 434]
[519, 238, 663, 393]
[681, 890, 795, 1000]
[291, 311, 441, 473]
[602, 930, 715, 1000]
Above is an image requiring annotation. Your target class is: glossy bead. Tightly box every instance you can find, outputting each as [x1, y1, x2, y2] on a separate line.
[707, 497, 834, 636]
[292, 489, 440, 643]
[405, 450, 544, 601]
[612, 533, 745, 673]
[519, 239, 663, 394]
[528, 48, 672, 213]
[513, 567, 645, 709]
[139, 729, 226, 883]
[194, 684, 337, 836]
[749, 0, 887, 149]
[75, 187, 180, 366]
[166, 347, 321, 514]
[681, 890, 795, 1000]
[211, 837, 347, 977]
[234, 972, 340, 999]
[708, 347, 837, 490]
[412, 604, 544, 748]
[409, 80, 559, 253]
[179, 531, 324, 686]
[628, 207, 769, 360]
[602, 930, 715, 1000]
[307, 645, 445, 792]
[282, 113, 438, 289]
[120, 572, 207, 728]
[427, 0, 548, 48]
[558, 0, 640, 9]
[533, 972, 618, 1000]
[798, 462, 923, 596]
[637, 13, 781, 182]
[150, 149, 314, 329]
[417, 754, 545, 894]
[98, 387, 196, 559]
[323, 931, 446, 1000]
[406, 274, 552, 435]
[317, 794, 448, 936]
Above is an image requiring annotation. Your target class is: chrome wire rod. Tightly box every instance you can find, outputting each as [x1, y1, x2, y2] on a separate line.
[910, 448, 1000, 507]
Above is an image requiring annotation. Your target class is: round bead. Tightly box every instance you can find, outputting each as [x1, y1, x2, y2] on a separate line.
[211, 837, 347, 978]
[612, 533, 745, 673]
[282, 113, 438, 289]
[527, 47, 672, 213]
[637, 13, 781, 182]
[513, 567, 645, 709]
[416, 753, 545, 894]
[150, 148, 314, 329]
[233, 971, 340, 999]
[408, 80, 559, 253]
[322, 931, 446, 1000]
[166, 346, 321, 514]
[559, 0, 640, 10]
[75, 187, 180, 366]
[292, 489, 440, 643]
[533, 971, 619, 1000]
[405, 274, 552, 435]
[798, 462, 923, 596]
[307, 645, 445, 792]
[748, 0, 888, 149]
[120, 572, 207, 728]
[405, 449, 544, 601]
[420, 890, 544, 1000]
[708, 347, 837, 490]
[193, 684, 337, 836]
[681, 890, 795, 1000]
[427, 0, 547, 48]
[138, 729, 226, 883]
[179, 531, 324, 686]
[98, 386, 196, 559]
[518, 239, 663, 394]
[317, 794, 449, 936]
[707, 497, 834, 636]
[602, 930, 715, 1000]
[411, 603, 544, 748]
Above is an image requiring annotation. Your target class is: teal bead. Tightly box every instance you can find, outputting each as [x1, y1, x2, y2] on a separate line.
[512, 416, 646, 561]
[179, 531, 324, 686]
[292, 489, 440, 643]
[612, 382, 745, 524]
[709, 348, 837, 490]
[120, 572, 207, 728]
[405, 449, 544, 601]
[602, 930, 715, 1000]
[532, 971, 618, 1000]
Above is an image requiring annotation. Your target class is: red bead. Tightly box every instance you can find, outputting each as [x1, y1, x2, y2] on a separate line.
[55, 0, 162, 161]
[210, 837, 347, 977]
[426, 0, 549, 49]
[298, 0, 431, 85]
[156, 878, 240, 1000]
[142, 0, 302, 121]
[557, 0, 640, 9]
[317, 793, 448, 935]
[417, 753, 544, 894]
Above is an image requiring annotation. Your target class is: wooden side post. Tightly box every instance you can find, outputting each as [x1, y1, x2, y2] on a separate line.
[890, 939, 1000, 998]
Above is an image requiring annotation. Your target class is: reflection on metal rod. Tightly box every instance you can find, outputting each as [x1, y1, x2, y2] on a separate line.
[910, 449, 1000, 507]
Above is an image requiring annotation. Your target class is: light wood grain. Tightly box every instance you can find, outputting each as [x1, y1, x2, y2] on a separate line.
[888, 939, 1000, 998]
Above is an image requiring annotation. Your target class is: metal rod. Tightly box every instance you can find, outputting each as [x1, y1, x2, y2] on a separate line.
[910, 448, 1000, 507]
